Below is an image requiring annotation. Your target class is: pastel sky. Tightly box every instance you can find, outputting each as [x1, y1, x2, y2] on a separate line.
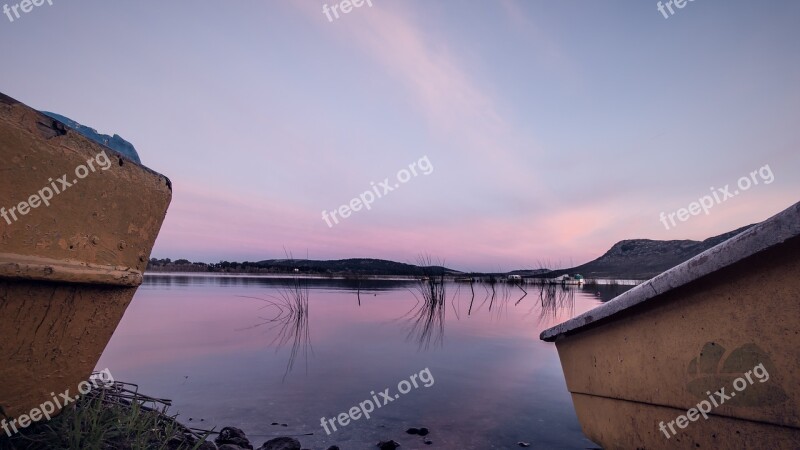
[1, 0, 798, 271]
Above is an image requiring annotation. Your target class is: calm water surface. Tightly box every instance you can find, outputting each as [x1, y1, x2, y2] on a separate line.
[97, 275, 633, 449]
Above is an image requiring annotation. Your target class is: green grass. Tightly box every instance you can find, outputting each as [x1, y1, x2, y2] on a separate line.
[0, 382, 212, 450]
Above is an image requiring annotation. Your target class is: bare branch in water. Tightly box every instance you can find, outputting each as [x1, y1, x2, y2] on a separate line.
[238, 252, 313, 381]
[403, 254, 447, 350]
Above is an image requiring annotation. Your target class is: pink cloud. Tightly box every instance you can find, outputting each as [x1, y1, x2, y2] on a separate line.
[292, 1, 543, 191]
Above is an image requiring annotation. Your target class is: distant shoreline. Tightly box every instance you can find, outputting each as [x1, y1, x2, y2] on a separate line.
[143, 271, 644, 285]
[144, 271, 421, 281]
[145, 225, 751, 281]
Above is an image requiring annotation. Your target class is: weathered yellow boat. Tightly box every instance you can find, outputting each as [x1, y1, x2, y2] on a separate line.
[541, 201, 800, 449]
[0, 93, 171, 420]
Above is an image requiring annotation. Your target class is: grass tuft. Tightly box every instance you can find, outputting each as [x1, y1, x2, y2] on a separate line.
[0, 378, 212, 450]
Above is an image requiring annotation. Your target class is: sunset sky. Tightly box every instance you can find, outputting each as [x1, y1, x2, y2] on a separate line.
[2, 0, 798, 271]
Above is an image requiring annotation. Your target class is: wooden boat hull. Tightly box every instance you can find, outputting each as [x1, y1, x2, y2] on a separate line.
[0, 93, 171, 419]
[542, 203, 800, 449]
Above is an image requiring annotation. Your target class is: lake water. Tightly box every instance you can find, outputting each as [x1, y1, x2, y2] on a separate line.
[96, 275, 634, 449]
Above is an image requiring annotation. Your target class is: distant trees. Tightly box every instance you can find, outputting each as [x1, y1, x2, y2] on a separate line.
[144, 257, 454, 276]
[147, 258, 212, 272]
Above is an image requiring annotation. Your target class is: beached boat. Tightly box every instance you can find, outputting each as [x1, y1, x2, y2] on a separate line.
[541, 201, 800, 449]
[0, 92, 171, 419]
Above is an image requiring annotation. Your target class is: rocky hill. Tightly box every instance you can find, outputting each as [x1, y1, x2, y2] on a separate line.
[561, 225, 754, 280]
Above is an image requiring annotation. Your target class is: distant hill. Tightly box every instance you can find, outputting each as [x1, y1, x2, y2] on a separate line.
[255, 258, 460, 276]
[557, 225, 754, 280]
[146, 257, 461, 276]
[507, 269, 551, 277]
[148, 226, 756, 280]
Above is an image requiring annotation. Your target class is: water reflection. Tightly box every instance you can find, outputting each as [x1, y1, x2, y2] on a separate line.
[534, 284, 576, 325]
[100, 274, 640, 449]
[397, 278, 633, 351]
[143, 273, 415, 291]
[144, 275, 637, 371]
[402, 273, 447, 350]
[455, 279, 533, 318]
[587, 282, 638, 302]
[238, 278, 312, 380]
